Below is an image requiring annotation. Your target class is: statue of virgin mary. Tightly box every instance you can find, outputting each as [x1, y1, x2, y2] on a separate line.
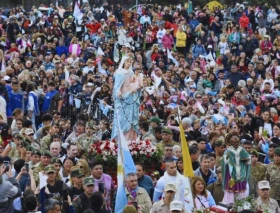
[111, 56, 143, 141]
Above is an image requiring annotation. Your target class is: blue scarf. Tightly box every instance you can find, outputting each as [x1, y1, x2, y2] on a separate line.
[42, 90, 58, 112]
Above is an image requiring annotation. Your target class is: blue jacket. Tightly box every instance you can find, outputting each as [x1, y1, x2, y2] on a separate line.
[55, 45, 68, 56]
[138, 175, 154, 200]
[190, 19, 200, 31]
[192, 45, 206, 58]
[7, 91, 23, 117]
[194, 168, 217, 185]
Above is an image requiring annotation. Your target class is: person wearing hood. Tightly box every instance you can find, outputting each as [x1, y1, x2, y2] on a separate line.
[87, 11, 95, 22]
[267, 9, 278, 24]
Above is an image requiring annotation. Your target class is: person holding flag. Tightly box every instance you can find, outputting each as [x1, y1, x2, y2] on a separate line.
[115, 112, 151, 213]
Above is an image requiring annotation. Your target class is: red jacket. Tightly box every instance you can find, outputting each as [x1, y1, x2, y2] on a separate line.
[239, 15, 249, 28]
[86, 22, 101, 34]
[260, 40, 272, 54]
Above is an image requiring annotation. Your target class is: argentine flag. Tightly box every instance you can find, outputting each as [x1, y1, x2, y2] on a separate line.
[115, 114, 136, 213]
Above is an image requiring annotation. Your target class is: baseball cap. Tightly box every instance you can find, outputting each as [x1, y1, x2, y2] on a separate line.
[3, 76, 10, 81]
[83, 177, 95, 186]
[32, 149, 41, 156]
[258, 180, 270, 190]
[25, 128, 34, 136]
[44, 165, 56, 174]
[149, 116, 161, 124]
[274, 147, 280, 156]
[26, 146, 35, 152]
[161, 127, 172, 135]
[164, 183, 176, 192]
[170, 200, 183, 211]
[250, 149, 259, 157]
[51, 157, 62, 165]
[70, 169, 84, 178]
[41, 150, 52, 158]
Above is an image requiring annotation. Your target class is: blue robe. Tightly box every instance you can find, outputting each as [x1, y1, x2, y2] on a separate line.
[111, 71, 140, 139]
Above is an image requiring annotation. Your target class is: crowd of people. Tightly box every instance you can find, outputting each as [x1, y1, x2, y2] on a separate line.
[1, 0, 280, 213]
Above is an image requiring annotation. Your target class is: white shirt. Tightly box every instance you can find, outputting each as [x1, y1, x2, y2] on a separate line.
[156, 29, 166, 44]
[83, 66, 95, 75]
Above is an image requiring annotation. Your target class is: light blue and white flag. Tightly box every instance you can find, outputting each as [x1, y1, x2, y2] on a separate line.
[115, 113, 136, 213]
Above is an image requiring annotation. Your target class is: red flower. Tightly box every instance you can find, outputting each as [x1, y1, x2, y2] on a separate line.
[147, 154, 151, 158]
[97, 149, 102, 154]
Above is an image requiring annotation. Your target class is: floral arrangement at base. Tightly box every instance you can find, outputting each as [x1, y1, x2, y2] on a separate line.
[232, 196, 258, 212]
[87, 139, 162, 177]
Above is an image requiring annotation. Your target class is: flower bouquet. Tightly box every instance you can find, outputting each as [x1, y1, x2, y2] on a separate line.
[89, 140, 118, 166]
[127, 140, 163, 165]
[232, 196, 258, 212]
[88, 139, 162, 175]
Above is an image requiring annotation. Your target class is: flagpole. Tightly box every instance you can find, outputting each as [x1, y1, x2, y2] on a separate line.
[116, 112, 126, 186]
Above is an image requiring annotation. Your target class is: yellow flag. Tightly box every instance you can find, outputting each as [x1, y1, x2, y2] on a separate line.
[179, 122, 194, 177]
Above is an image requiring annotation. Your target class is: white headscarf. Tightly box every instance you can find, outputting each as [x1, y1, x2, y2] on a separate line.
[115, 56, 133, 75]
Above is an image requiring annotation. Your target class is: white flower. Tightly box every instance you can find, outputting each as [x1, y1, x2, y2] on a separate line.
[139, 151, 144, 154]
[102, 156, 107, 161]
[243, 202, 251, 210]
